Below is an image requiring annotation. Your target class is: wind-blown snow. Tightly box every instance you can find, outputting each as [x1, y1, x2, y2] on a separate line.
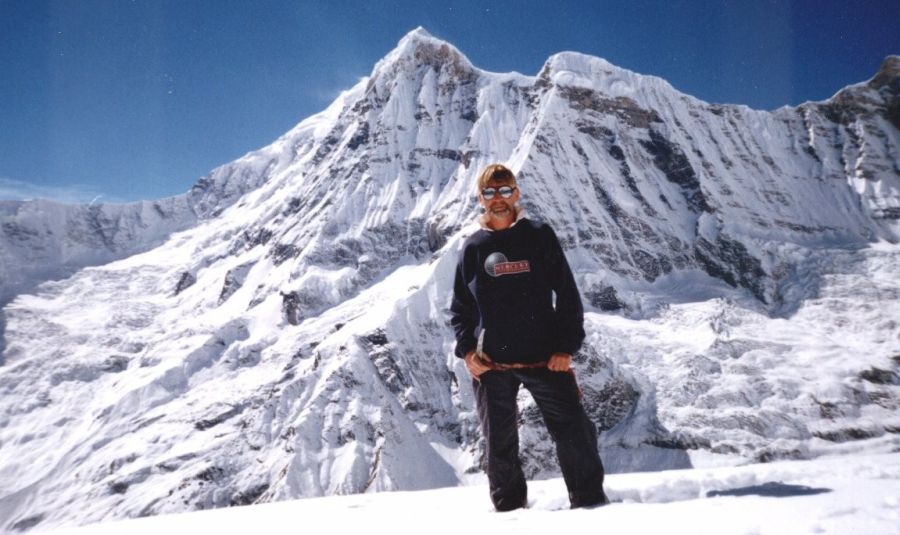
[1, 28, 898, 533]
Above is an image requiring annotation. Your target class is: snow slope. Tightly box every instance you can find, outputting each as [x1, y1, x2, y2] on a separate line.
[41, 452, 900, 535]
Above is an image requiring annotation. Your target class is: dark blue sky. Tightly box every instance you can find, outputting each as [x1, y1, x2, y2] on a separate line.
[1, 0, 898, 203]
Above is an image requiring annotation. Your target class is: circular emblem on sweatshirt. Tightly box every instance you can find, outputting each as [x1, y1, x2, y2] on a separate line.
[484, 252, 531, 277]
[484, 252, 507, 277]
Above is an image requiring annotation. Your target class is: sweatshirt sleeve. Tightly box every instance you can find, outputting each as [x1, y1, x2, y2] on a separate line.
[450, 246, 478, 359]
[544, 226, 586, 355]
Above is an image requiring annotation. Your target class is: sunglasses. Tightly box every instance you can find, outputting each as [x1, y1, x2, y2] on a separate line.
[481, 185, 517, 200]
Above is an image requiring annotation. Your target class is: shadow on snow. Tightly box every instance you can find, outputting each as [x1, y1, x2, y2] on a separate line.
[706, 481, 832, 498]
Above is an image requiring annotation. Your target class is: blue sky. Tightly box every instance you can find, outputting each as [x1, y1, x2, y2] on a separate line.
[1, 0, 898, 203]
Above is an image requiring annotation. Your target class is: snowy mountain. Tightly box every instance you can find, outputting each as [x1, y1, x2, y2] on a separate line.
[0, 138, 286, 305]
[1, 27, 898, 532]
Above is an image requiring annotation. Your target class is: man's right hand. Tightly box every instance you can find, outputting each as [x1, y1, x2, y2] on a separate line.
[464, 350, 492, 378]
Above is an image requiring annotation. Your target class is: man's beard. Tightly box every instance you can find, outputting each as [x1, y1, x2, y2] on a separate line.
[489, 203, 513, 217]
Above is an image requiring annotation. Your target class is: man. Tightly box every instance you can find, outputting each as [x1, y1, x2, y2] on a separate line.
[450, 163, 608, 511]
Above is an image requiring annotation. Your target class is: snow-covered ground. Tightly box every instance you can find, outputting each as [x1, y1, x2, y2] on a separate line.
[43, 451, 900, 535]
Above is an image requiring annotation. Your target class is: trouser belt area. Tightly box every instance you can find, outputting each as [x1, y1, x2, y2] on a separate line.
[475, 356, 583, 398]
[479, 358, 548, 371]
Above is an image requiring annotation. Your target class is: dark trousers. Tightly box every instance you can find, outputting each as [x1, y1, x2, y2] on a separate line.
[473, 368, 607, 511]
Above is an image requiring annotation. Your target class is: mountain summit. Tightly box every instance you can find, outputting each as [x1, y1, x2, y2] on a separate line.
[1, 29, 898, 532]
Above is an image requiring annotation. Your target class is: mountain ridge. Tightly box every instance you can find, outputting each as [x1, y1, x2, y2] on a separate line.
[2, 31, 897, 306]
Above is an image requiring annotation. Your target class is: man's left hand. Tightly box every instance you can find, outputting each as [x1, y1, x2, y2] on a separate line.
[547, 352, 572, 372]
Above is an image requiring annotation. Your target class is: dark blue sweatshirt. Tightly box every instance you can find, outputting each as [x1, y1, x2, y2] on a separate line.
[450, 218, 586, 364]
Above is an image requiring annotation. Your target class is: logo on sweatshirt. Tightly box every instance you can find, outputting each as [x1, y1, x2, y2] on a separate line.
[484, 252, 531, 277]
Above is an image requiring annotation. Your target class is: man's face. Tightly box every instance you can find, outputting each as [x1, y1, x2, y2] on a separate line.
[478, 179, 520, 222]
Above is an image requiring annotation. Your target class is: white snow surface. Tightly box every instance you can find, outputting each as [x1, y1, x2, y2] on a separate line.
[45, 452, 900, 535]
[1, 28, 899, 533]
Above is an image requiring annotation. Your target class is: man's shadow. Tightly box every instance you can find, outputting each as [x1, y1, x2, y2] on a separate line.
[706, 481, 832, 498]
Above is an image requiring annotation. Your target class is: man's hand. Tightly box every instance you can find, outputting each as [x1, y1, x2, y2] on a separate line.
[547, 352, 572, 372]
[465, 350, 492, 378]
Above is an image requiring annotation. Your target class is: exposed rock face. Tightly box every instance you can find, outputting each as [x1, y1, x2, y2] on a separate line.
[0, 28, 898, 532]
